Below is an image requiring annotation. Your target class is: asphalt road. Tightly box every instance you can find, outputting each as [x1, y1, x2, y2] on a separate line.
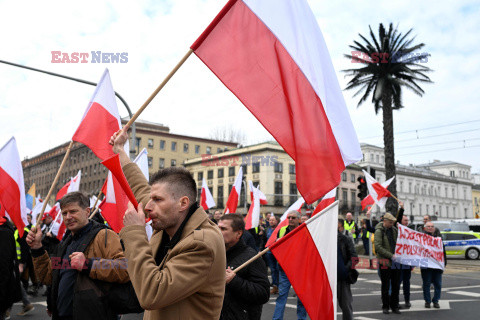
[8, 258, 480, 319]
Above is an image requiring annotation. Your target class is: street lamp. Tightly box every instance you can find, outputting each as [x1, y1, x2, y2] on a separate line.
[0, 59, 137, 159]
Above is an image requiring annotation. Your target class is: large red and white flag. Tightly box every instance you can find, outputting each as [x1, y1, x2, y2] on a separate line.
[363, 170, 395, 210]
[133, 149, 153, 238]
[200, 178, 216, 210]
[244, 181, 261, 230]
[56, 170, 81, 201]
[312, 187, 336, 216]
[0, 137, 28, 236]
[265, 197, 304, 247]
[361, 177, 394, 210]
[224, 166, 243, 214]
[191, 0, 362, 204]
[249, 181, 267, 205]
[72, 69, 126, 161]
[270, 201, 338, 320]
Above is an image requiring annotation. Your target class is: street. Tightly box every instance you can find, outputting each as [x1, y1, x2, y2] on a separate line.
[9, 258, 480, 319]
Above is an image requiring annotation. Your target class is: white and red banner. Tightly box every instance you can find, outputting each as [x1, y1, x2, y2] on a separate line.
[200, 178, 216, 211]
[270, 201, 338, 320]
[192, 0, 362, 204]
[72, 69, 127, 161]
[56, 170, 81, 201]
[249, 181, 267, 205]
[0, 137, 28, 236]
[361, 176, 394, 211]
[394, 224, 445, 270]
[362, 170, 395, 210]
[49, 203, 66, 241]
[265, 197, 304, 247]
[244, 181, 261, 230]
[312, 187, 336, 216]
[224, 166, 243, 214]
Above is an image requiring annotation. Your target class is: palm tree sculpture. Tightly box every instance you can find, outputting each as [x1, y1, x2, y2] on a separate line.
[344, 23, 432, 214]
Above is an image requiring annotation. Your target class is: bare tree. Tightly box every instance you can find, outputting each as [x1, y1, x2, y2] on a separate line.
[209, 125, 247, 145]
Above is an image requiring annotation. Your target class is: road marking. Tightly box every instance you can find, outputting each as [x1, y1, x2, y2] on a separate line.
[14, 301, 47, 307]
[355, 317, 379, 320]
[448, 291, 480, 297]
[363, 279, 421, 288]
[352, 284, 480, 297]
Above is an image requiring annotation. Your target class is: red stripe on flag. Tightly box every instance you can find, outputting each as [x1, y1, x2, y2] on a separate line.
[372, 182, 391, 200]
[224, 188, 239, 214]
[200, 188, 208, 211]
[72, 102, 118, 161]
[193, 0, 345, 203]
[270, 223, 334, 320]
[0, 166, 25, 237]
[312, 198, 335, 216]
[361, 195, 374, 210]
[56, 180, 71, 201]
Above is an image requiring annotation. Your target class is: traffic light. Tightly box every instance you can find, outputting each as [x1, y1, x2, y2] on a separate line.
[357, 176, 368, 200]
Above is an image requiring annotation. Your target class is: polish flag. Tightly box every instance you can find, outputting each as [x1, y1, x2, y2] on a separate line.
[244, 181, 261, 230]
[192, 0, 362, 204]
[362, 170, 395, 210]
[270, 201, 338, 320]
[224, 166, 243, 214]
[249, 181, 267, 205]
[42, 201, 60, 221]
[31, 201, 51, 227]
[133, 149, 153, 237]
[0, 137, 28, 236]
[265, 197, 304, 247]
[72, 69, 126, 161]
[200, 178, 216, 211]
[361, 195, 375, 211]
[49, 203, 66, 241]
[134, 148, 149, 180]
[56, 170, 81, 201]
[312, 187, 336, 216]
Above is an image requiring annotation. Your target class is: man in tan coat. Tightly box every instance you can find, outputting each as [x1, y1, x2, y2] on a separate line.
[110, 130, 226, 320]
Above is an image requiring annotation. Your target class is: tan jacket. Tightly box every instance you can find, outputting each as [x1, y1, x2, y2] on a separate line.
[33, 226, 130, 285]
[120, 163, 226, 320]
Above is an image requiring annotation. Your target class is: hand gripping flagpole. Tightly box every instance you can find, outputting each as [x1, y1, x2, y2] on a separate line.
[34, 141, 75, 227]
[122, 49, 193, 131]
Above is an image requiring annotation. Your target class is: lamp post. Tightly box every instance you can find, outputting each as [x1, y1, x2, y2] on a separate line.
[0, 59, 137, 159]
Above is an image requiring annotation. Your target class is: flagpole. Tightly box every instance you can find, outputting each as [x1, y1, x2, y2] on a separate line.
[35, 141, 74, 226]
[88, 205, 102, 220]
[88, 190, 103, 219]
[233, 247, 270, 274]
[123, 49, 194, 131]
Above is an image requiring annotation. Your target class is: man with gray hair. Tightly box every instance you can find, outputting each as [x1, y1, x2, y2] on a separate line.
[272, 210, 306, 320]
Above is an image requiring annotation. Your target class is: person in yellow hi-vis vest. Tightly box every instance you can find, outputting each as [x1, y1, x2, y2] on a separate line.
[344, 213, 358, 243]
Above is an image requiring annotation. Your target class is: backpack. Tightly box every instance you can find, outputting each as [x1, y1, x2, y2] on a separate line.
[78, 226, 143, 315]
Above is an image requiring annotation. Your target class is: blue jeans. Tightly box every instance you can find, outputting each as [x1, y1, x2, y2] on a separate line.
[421, 268, 442, 303]
[265, 252, 279, 286]
[273, 269, 307, 320]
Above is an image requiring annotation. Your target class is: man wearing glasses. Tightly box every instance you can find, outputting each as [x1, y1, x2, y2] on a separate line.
[422, 215, 441, 237]
[272, 211, 307, 320]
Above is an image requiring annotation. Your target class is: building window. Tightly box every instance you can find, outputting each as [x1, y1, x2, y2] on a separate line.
[171, 159, 176, 167]
[206, 146, 211, 154]
[207, 170, 214, 179]
[381, 156, 384, 164]
[289, 164, 295, 175]
[217, 186, 224, 208]
[275, 181, 283, 206]
[450, 170, 455, 177]
[370, 154, 374, 162]
[229, 167, 235, 177]
[289, 183, 297, 205]
[241, 164, 247, 175]
[160, 140, 165, 150]
[171, 141, 177, 151]
[399, 181, 403, 193]
[183, 143, 189, 153]
[350, 174, 355, 183]
[252, 163, 260, 173]
[341, 172, 347, 182]
[351, 191, 356, 205]
[147, 157, 153, 168]
[195, 145, 200, 154]
[445, 187, 448, 197]
[159, 158, 165, 169]
[274, 162, 283, 173]
[148, 139, 154, 148]
[376, 155, 379, 163]
[218, 168, 224, 178]
[198, 172, 203, 181]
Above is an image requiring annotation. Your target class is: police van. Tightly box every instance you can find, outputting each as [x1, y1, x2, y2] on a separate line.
[441, 231, 480, 260]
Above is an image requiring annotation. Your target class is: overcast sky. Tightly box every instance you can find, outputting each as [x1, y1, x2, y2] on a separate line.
[1, 0, 479, 174]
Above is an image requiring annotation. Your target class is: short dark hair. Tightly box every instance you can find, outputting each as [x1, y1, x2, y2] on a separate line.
[150, 167, 197, 204]
[219, 214, 245, 233]
[338, 218, 345, 225]
[59, 191, 90, 210]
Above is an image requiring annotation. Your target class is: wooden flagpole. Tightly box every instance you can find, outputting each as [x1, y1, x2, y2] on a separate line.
[35, 141, 74, 227]
[123, 49, 194, 131]
[233, 247, 270, 274]
[88, 189, 103, 219]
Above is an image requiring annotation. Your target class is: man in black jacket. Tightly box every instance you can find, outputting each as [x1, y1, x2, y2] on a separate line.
[338, 220, 358, 320]
[218, 214, 270, 320]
